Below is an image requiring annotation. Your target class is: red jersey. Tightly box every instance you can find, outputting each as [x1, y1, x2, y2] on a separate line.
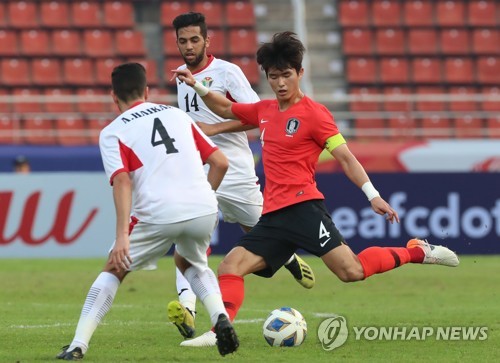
[232, 96, 340, 214]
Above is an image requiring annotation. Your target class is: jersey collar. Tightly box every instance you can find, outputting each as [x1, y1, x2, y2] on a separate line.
[192, 55, 215, 75]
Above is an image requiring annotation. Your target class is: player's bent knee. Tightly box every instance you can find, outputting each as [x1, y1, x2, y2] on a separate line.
[337, 266, 364, 282]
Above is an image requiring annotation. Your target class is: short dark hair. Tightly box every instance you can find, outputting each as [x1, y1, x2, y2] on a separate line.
[13, 155, 29, 167]
[256, 31, 305, 76]
[172, 12, 208, 39]
[111, 63, 147, 103]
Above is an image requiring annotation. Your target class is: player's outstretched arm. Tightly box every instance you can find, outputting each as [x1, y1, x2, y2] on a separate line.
[196, 120, 257, 136]
[205, 149, 229, 191]
[172, 69, 235, 120]
[330, 143, 399, 224]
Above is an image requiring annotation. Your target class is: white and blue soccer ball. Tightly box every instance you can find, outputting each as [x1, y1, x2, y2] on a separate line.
[263, 307, 307, 347]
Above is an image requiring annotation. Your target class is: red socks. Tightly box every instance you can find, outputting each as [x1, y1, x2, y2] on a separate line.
[218, 274, 245, 322]
[358, 246, 425, 279]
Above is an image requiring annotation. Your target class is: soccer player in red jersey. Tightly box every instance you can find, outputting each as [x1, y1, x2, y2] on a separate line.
[172, 32, 459, 328]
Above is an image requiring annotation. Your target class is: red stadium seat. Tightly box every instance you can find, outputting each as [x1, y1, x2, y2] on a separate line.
[375, 29, 405, 55]
[225, 1, 256, 28]
[372, 0, 402, 26]
[52, 30, 82, 56]
[31, 58, 63, 86]
[468, 0, 496, 26]
[436, 0, 465, 26]
[56, 117, 88, 145]
[162, 29, 179, 56]
[388, 115, 417, 139]
[95, 58, 121, 85]
[129, 59, 159, 86]
[415, 87, 446, 111]
[338, 0, 369, 26]
[411, 58, 442, 84]
[12, 88, 42, 113]
[350, 87, 379, 112]
[403, 0, 434, 26]
[83, 30, 114, 57]
[45, 88, 74, 114]
[23, 117, 57, 145]
[379, 58, 409, 84]
[194, 1, 224, 28]
[163, 57, 184, 75]
[440, 29, 470, 55]
[448, 87, 477, 112]
[408, 29, 438, 55]
[88, 117, 111, 144]
[71, 1, 102, 28]
[486, 116, 500, 138]
[40, 1, 70, 28]
[8, 1, 38, 28]
[103, 1, 134, 28]
[228, 28, 257, 56]
[161, 1, 191, 28]
[455, 116, 483, 138]
[63, 58, 95, 86]
[115, 30, 146, 57]
[0, 89, 10, 113]
[1, 59, 30, 86]
[0, 30, 19, 56]
[0, 116, 21, 144]
[19, 30, 50, 57]
[472, 29, 499, 55]
[346, 58, 377, 84]
[421, 115, 452, 138]
[476, 57, 500, 85]
[444, 57, 474, 84]
[76, 88, 110, 113]
[350, 87, 380, 112]
[343, 28, 373, 55]
[231, 56, 260, 85]
[207, 29, 226, 57]
[481, 86, 500, 111]
[355, 119, 386, 139]
[383, 86, 411, 111]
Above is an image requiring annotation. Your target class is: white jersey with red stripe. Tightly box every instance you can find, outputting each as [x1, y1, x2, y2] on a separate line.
[99, 101, 219, 224]
[176, 56, 261, 203]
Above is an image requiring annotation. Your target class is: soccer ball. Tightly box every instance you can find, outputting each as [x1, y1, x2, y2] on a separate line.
[263, 307, 307, 347]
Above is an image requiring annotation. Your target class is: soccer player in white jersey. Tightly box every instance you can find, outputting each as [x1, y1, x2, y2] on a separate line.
[166, 12, 315, 348]
[55, 63, 238, 360]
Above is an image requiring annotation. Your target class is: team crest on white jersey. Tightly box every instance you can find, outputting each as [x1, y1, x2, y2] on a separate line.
[285, 118, 300, 135]
[201, 77, 213, 87]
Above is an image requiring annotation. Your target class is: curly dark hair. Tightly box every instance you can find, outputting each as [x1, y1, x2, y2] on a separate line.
[256, 31, 305, 76]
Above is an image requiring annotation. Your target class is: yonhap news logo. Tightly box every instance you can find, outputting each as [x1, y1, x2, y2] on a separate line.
[317, 316, 488, 351]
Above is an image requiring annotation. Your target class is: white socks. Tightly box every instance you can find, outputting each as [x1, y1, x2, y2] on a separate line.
[183, 267, 228, 326]
[175, 267, 197, 317]
[68, 272, 120, 354]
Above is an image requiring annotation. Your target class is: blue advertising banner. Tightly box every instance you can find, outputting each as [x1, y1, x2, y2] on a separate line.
[211, 173, 500, 255]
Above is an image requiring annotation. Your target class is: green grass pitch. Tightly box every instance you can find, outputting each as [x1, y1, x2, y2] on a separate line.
[1, 255, 499, 362]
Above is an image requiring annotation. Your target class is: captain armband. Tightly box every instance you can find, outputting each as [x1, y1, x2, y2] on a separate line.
[324, 133, 346, 153]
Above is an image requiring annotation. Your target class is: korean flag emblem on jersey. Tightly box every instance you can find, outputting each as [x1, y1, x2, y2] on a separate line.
[202, 77, 213, 87]
[285, 118, 300, 135]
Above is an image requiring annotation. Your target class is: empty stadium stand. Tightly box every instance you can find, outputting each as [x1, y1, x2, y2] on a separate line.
[339, 0, 500, 139]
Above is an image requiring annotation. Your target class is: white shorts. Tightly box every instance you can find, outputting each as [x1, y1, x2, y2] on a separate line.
[109, 213, 218, 272]
[216, 180, 263, 227]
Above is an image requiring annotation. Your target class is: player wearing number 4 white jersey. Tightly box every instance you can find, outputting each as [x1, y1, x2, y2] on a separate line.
[55, 63, 238, 360]
[167, 12, 315, 348]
